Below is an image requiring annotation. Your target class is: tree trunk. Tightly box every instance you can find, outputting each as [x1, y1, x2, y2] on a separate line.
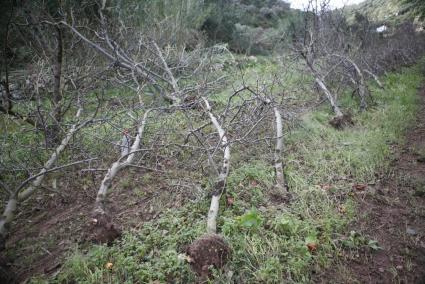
[273, 106, 286, 192]
[333, 54, 370, 111]
[93, 110, 151, 217]
[364, 69, 384, 89]
[303, 55, 343, 118]
[45, 26, 64, 147]
[18, 107, 85, 201]
[203, 98, 230, 234]
[0, 107, 85, 249]
[52, 26, 63, 122]
[0, 196, 17, 249]
[314, 77, 343, 117]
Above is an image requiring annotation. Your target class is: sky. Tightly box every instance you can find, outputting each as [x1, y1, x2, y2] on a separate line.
[286, 0, 365, 10]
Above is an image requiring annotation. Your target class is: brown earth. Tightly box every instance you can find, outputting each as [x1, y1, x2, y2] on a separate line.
[0, 168, 187, 283]
[316, 87, 425, 283]
[185, 233, 230, 280]
[329, 113, 355, 129]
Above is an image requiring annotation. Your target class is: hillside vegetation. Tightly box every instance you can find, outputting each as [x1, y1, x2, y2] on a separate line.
[345, 0, 420, 25]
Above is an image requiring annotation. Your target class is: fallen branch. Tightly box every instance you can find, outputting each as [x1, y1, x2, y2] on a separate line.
[364, 69, 384, 89]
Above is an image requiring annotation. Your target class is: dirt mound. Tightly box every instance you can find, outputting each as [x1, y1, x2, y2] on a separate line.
[186, 234, 230, 279]
[329, 113, 354, 129]
[88, 213, 122, 244]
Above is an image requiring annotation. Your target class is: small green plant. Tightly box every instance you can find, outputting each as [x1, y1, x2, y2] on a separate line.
[237, 209, 263, 230]
[340, 230, 381, 251]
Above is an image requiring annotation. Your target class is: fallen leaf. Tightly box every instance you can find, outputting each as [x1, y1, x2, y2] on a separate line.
[105, 262, 113, 270]
[338, 205, 346, 214]
[306, 242, 317, 252]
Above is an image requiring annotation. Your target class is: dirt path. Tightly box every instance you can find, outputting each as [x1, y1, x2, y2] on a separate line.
[319, 86, 425, 283]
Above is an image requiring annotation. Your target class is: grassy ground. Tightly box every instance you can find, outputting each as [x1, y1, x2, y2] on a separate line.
[26, 60, 424, 283]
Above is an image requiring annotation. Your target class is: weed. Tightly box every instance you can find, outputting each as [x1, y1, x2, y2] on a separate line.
[339, 230, 381, 251]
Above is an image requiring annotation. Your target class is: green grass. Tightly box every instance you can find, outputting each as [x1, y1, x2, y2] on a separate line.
[29, 61, 424, 283]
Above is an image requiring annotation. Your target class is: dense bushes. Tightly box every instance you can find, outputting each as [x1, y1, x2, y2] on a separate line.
[202, 0, 302, 54]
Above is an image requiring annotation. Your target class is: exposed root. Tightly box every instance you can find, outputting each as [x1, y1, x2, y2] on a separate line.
[329, 113, 354, 129]
[269, 188, 292, 205]
[186, 234, 230, 279]
[88, 213, 121, 245]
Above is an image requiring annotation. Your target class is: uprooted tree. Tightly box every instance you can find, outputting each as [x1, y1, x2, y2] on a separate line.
[1, 0, 425, 281]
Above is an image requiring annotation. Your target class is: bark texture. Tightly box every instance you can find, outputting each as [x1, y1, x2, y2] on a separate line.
[203, 98, 230, 234]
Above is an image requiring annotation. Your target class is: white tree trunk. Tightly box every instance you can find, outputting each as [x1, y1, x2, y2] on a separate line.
[0, 107, 85, 247]
[93, 110, 151, 216]
[203, 98, 230, 234]
[207, 195, 221, 234]
[273, 107, 286, 192]
[314, 77, 343, 117]
[364, 69, 384, 89]
[0, 197, 17, 246]
[351, 61, 368, 111]
[18, 108, 84, 201]
[333, 54, 369, 111]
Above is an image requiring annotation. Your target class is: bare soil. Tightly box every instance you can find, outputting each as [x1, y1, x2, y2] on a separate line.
[0, 168, 182, 283]
[316, 87, 425, 283]
[329, 113, 354, 129]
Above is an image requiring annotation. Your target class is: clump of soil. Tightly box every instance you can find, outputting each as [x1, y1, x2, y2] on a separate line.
[268, 188, 292, 205]
[88, 213, 121, 244]
[186, 234, 230, 279]
[329, 113, 354, 129]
